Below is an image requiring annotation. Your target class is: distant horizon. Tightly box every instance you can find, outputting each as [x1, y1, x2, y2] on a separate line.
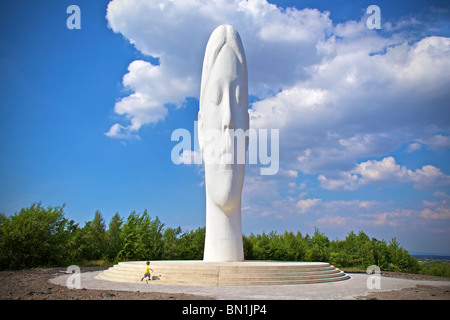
[409, 252, 450, 258]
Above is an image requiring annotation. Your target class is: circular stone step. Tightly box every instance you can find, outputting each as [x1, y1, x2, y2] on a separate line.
[97, 261, 350, 286]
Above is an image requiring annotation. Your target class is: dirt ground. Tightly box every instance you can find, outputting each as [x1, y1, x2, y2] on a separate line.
[0, 266, 449, 300]
[0, 266, 212, 300]
[343, 269, 450, 300]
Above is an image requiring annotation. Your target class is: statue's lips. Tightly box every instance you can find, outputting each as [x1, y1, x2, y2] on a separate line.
[220, 150, 234, 165]
[216, 165, 233, 172]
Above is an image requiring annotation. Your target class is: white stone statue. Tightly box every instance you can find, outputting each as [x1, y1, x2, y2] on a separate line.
[198, 25, 249, 262]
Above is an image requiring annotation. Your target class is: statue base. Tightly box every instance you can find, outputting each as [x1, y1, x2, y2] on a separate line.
[98, 260, 349, 286]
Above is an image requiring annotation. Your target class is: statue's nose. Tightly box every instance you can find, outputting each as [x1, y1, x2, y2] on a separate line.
[222, 93, 234, 131]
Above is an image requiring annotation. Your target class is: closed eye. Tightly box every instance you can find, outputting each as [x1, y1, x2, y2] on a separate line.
[235, 84, 245, 107]
[211, 87, 222, 105]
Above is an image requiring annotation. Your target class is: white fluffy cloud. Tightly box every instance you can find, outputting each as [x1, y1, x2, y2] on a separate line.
[318, 156, 450, 190]
[314, 193, 450, 234]
[291, 194, 450, 231]
[420, 134, 450, 152]
[105, 60, 194, 138]
[250, 34, 450, 174]
[421, 192, 450, 220]
[105, 1, 450, 174]
[296, 198, 321, 214]
[105, 0, 333, 137]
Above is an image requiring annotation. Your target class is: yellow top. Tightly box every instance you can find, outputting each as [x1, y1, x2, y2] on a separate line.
[144, 265, 151, 274]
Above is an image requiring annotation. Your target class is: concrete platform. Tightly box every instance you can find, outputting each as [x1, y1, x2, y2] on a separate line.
[49, 270, 450, 300]
[98, 260, 349, 286]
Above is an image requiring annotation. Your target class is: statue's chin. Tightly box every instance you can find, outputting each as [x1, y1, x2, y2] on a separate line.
[211, 190, 241, 214]
[206, 167, 244, 215]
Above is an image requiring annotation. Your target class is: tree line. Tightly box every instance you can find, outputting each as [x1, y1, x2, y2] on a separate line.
[0, 202, 430, 275]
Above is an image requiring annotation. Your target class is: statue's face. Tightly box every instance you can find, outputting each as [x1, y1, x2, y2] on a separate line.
[199, 43, 249, 213]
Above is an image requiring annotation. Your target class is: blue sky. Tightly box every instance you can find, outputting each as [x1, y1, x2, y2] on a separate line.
[1, 0, 449, 255]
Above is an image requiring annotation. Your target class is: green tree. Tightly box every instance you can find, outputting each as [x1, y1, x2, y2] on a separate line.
[0, 203, 70, 270]
[106, 212, 123, 262]
[162, 226, 182, 260]
[117, 211, 145, 261]
[83, 211, 107, 261]
[356, 231, 375, 268]
[116, 210, 165, 261]
[268, 232, 287, 260]
[420, 261, 450, 277]
[329, 240, 349, 267]
[387, 237, 420, 273]
[283, 231, 305, 261]
[305, 228, 330, 262]
[372, 238, 389, 270]
[64, 219, 82, 264]
[144, 215, 165, 260]
[243, 233, 255, 260]
[178, 227, 205, 260]
[252, 232, 272, 260]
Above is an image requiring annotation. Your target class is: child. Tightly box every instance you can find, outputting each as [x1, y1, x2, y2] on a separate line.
[141, 261, 154, 283]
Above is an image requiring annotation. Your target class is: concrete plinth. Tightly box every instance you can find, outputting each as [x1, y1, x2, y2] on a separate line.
[98, 261, 349, 286]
